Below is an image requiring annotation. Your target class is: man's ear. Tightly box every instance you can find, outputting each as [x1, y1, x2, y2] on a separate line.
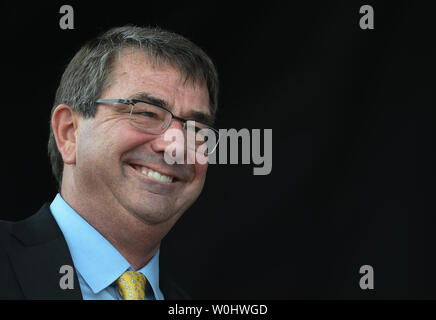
[51, 104, 80, 165]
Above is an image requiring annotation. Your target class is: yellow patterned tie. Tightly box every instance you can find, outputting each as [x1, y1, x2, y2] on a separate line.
[116, 271, 147, 300]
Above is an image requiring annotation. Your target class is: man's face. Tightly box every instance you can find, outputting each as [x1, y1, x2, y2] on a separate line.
[73, 49, 210, 225]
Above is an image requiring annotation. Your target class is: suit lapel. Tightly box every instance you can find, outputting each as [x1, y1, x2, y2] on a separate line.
[8, 203, 82, 299]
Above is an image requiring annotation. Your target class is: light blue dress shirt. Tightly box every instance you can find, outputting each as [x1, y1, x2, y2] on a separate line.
[50, 193, 164, 300]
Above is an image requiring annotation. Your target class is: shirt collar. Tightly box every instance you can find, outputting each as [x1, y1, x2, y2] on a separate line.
[50, 193, 161, 297]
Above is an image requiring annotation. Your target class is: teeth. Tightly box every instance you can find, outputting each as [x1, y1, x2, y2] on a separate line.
[140, 169, 173, 183]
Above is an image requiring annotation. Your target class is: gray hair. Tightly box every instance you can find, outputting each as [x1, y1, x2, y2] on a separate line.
[48, 25, 219, 188]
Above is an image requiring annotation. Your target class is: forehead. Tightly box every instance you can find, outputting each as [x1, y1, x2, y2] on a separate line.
[104, 48, 211, 116]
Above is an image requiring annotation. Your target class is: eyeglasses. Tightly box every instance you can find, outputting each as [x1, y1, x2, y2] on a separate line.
[95, 98, 220, 154]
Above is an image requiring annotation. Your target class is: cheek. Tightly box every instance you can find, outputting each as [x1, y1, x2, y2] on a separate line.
[105, 123, 156, 157]
[77, 122, 154, 168]
[194, 162, 208, 183]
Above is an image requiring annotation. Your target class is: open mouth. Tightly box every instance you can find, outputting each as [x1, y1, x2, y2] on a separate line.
[130, 164, 175, 183]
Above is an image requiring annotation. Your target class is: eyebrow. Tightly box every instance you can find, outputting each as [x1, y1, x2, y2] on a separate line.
[128, 91, 215, 126]
[129, 92, 168, 109]
[185, 110, 215, 126]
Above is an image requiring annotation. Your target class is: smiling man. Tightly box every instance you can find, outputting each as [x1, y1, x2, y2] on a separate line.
[0, 25, 219, 300]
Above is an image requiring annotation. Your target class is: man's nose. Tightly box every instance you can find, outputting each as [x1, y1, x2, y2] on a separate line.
[166, 118, 186, 132]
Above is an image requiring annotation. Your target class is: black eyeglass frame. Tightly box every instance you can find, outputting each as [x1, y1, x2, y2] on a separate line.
[95, 98, 220, 154]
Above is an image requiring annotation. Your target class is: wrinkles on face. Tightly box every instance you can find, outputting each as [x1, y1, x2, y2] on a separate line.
[71, 49, 210, 227]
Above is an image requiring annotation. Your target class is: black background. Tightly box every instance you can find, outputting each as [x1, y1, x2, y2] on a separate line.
[0, 0, 433, 299]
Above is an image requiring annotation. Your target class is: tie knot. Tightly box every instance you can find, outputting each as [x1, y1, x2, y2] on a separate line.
[116, 271, 147, 300]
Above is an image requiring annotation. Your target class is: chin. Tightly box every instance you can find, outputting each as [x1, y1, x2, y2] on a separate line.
[131, 204, 179, 225]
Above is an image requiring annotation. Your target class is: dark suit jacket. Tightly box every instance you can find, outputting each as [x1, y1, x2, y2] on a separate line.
[0, 203, 190, 300]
